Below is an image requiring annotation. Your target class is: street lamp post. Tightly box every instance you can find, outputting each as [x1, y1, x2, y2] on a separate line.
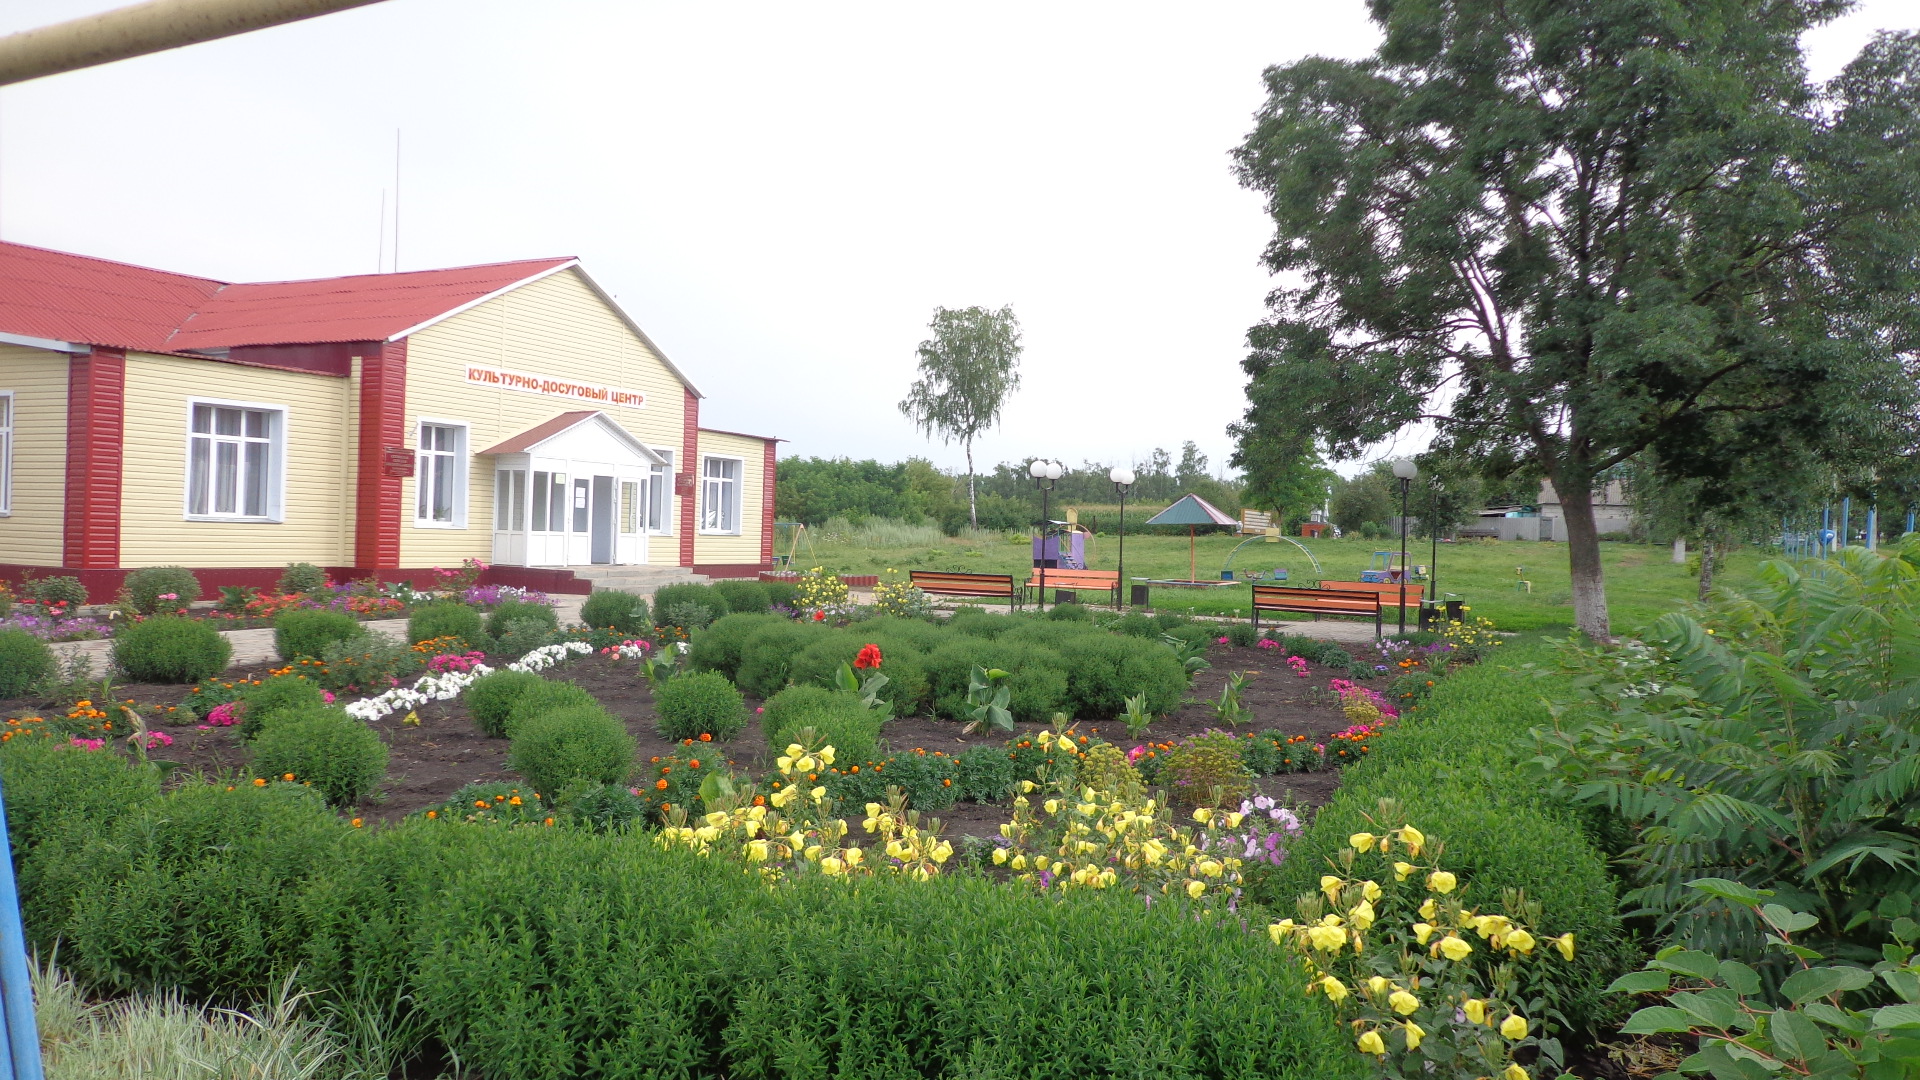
[1429, 481, 1441, 612]
[1030, 459, 1063, 611]
[1391, 458, 1418, 636]
[1109, 465, 1136, 610]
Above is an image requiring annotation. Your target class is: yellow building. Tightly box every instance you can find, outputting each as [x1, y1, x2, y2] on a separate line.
[0, 241, 777, 600]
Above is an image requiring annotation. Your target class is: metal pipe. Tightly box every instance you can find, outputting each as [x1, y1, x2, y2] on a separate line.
[0, 775, 41, 1080]
[0, 0, 391, 87]
[1397, 477, 1410, 636]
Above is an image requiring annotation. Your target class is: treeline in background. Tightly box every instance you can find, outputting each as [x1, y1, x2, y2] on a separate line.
[775, 442, 1244, 537]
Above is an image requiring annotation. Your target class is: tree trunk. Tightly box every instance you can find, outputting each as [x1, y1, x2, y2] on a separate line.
[1672, 537, 1686, 564]
[965, 440, 977, 529]
[1697, 533, 1717, 602]
[1555, 474, 1613, 641]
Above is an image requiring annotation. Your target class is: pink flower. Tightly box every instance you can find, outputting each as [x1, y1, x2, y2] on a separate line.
[144, 731, 173, 749]
[1256, 639, 1279, 651]
[1216, 636, 1230, 645]
[68, 737, 104, 751]
[322, 691, 336, 703]
[158, 593, 178, 601]
[1127, 745, 1149, 763]
[206, 702, 238, 726]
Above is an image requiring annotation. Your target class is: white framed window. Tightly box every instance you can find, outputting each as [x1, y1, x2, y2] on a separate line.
[494, 469, 527, 530]
[0, 391, 12, 515]
[414, 420, 468, 527]
[700, 455, 742, 534]
[186, 399, 285, 521]
[648, 448, 675, 534]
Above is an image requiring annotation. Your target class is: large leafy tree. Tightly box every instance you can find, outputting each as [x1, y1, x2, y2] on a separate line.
[899, 306, 1024, 528]
[1231, 1, 1920, 637]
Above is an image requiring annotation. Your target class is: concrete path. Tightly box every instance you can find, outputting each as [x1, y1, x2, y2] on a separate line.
[49, 595, 588, 675]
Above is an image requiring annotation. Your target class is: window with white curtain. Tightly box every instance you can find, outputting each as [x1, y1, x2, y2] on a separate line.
[648, 448, 674, 533]
[415, 422, 467, 526]
[0, 392, 12, 515]
[700, 456, 741, 534]
[187, 401, 282, 519]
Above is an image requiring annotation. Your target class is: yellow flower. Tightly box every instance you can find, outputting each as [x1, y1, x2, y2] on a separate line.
[1186, 879, 1206, 900]
[1402, 1020, 1425, 1051]
[992, 847, 1008, 865]
[1366, 975, 1391, 996]
[1500, 1014, 1529, 1040]
[1553, 933, 1576, 961]
[1349, 900, 1376, 931]
[746, 839, 770, 862]
[1349, 831, 1376, 852]
[1045, 799, 1060, 815]
[1320, 875, 1344, 903]
[1463, 998, 1487, 1025]
[1505, 929, 1537, 954]
[1438, 934, 1472, 961]
[1388, 989, 1420, 1016]
[810, 786, 827, 800]
[1268, 919, 1296, 945]
[1419, 897, 1438, 921]
[1361, 879, 1382, 902]
[1193, 808, 1213, 824]
[1356, 1029, 1385, 1055]
[1396, 824, 1425, 854]
[1319, 976, 1349, 1003]
[1010, 853, 1028, 870]
[1393, 860, 1415, 881]
[1307, 924, 1347, 953]
[1503, 1064, 1528, 1080]
[1412, 922, 1436, 945]
[1427, 870, 1457, 894]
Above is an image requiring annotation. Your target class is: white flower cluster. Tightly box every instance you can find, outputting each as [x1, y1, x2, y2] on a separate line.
[509, 640, 594, 672]
[345, 665, 495, 721]
[343, 641, 594, 721]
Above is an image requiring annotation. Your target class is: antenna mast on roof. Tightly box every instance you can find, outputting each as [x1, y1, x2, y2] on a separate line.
[376, 188, 385, 274]
[392, 128, 400, 272]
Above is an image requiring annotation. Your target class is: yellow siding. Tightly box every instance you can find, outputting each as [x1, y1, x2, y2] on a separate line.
[119, 354, 352, 568]
[400, 267, 690, 568]
[0, 346, 69, 565]
[693, 429, 767, 565]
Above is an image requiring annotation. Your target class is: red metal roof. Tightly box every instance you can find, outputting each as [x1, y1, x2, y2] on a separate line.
[0, 240, 575, 351]
[478, 410, 601, 455]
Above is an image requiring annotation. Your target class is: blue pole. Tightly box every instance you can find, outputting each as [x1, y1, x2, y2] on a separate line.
[0, 776, 40, 1080]
[1842, 498, 1851, 549]
[1868, 506, 1878, 551]
[1908, 507, 1916, 536]
[1823, 505, 1832, 558]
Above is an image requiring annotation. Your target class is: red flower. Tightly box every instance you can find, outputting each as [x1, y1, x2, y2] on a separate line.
[813, 610, 826, 622]
[854, 644, 883, 670]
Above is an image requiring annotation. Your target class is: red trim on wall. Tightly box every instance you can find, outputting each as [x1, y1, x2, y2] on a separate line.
[760, 441, 776, 564]
[354, 340, 407, 569]
[0, 563, 592, 605]
[696, 563, 778, 579]
[679, 389, 698, 568]
[62, 349, 125, 569]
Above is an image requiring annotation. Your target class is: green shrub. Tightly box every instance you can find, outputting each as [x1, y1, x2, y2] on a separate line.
[0, 629, 53, 696]
[874, 748, 961, 811]
[507, 680, 599, 735]
[424, 781, 548, 824]
[1056, 633, 1187, 719]
[315, 633, 416, 694]
[786, 631, 931, 715]
[924, 637, 1069, 723]
[507, 705, 636, 796]
[22, 575, 87, 606]
[493, 616, 556, 660]
[634, 746, 734, 821]
[276, 562, 329, 595]
[762, 579, 800, 609]
[578, 590, 652, 635]
[1110, 612, 1158, 638]
[464, 669, 547, 738]
[249, 707, 389, 807]
[0, 739, 162, 946]
[273, 609, 364, 661]
[1224, 621, 1258, 648]
[735, 621, 817, 698]
[1044, 601, 1090, 621]
[408, 601, 485, 648]
[712, 579, 772, 615]
[561, 782, 650, 832]
[111, 616, 232, 683]
[1159, 731, 1254, 808]
[58, 780, 343, 999]
[1259, 645, 1631, 1033]
[689, 612, 789, 681]
[954, 745, 1017, 802]
[485, 598, 558, 639]
[947, 608, 1018, 638]
[1076, 741, 1140, 793]
[122, 566, 201, 614]
[652, 582, 729, 626]
[760, 686, 882, 765]
[661, 601, 717, 632]
[652, 671, 747, 741]
[1152, 611, 1189, 631]
[236, 674, 329, 740]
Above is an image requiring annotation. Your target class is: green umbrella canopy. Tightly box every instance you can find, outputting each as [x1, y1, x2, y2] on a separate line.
[1145, 494, 1237, 527]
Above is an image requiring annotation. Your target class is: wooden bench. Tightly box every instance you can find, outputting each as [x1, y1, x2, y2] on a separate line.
[1251, 585, 1382, 636]
[909, 571, 1021, 609]
[1320, 580, 1425, 610]
[1023, 568, 1120, 606]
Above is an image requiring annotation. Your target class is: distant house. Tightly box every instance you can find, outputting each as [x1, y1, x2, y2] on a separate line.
[0, 241, 778, 601]
[1462, 480, 1634, 541]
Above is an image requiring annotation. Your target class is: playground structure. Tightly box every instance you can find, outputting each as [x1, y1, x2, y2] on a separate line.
[1780, 497, 1916, 560]
[772, 522, 816, 568]
[1144, 494, 1241, 584]
[1220, 528, 1323, 581]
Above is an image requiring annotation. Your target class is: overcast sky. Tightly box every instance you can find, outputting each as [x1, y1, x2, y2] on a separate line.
[1, 1, 1911, 479]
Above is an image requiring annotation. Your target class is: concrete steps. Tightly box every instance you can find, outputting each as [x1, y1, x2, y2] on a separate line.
[567, 565, 710, 596]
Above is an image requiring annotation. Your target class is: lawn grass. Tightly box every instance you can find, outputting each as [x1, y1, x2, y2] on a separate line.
[791, 528, 1768, 633]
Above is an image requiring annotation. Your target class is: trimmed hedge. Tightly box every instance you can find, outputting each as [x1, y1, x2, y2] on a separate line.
[273, 609, 364, 661]
[735, 621, 817, 698]
[761, 686, 882, 765]
[408, 601, 486, 648]
[0, 740, 161, 942]
[464, 669, 548, 738]
[579, 590, 652, 635]
[506, 680, 599, 737]
[712, 579, 772, 615]
[653, 671, 748, 741]
[0, 630, 53, 697]
[689, 613, 791, 681]
[122, 565, 201, 614]
[486, 598, 558, 639]
[507, 704, 636, 796]
[1257, 641, 1632, 1033]
[236, 674, 329, 740]
[249, 707, 389, 807]
[112, 616, 233, 682]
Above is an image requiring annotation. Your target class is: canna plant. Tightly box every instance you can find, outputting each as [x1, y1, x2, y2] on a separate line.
[1269, 803, 1578, 1079]
[1212, 671, 1251, 728]
[1121, 692, 1153, 740]
[1609, 877, 1920, 1079]
[1532, 544, 1920, 971]
[960, 664, 1014, 734]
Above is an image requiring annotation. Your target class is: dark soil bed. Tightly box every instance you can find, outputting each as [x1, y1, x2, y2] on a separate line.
[0, 643, 1378, 838]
